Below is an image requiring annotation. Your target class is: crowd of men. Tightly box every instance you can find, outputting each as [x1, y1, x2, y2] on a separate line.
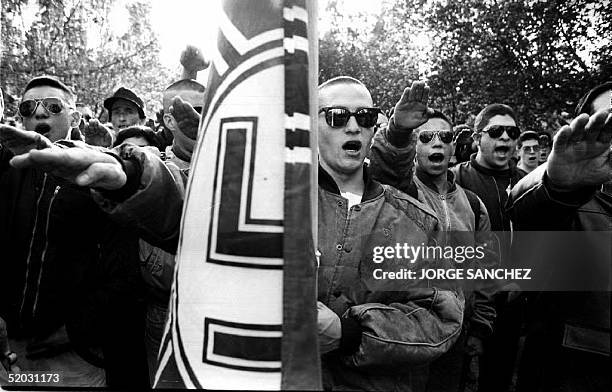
[0, 71, 610, 392]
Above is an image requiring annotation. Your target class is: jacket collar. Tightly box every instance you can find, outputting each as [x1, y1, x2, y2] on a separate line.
[318, 164, 383, 202]
[415, 168, 457, 194]
[470, 152, 517, 178]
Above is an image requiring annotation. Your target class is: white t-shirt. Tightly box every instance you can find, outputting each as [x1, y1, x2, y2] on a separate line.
[341, 191, 363, 209]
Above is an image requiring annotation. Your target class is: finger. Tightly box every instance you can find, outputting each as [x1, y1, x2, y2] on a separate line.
[567, 114, 589, 144]
[583, 109, 608, 143]
[25, 148, 77, 173]
[395, 87, 411, 109]
[75, 162, 126, 190]
[410, 81, 425, 102]
[552, 125, 572, 153]
[595, 110, 612, 144]
[89, 119, 100, 127]
[422, 85, 430, 105]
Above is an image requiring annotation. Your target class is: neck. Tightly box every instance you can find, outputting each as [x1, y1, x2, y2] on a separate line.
[322, 162, 364, 195]
[475, 151, 508, 171]
[416, 166, 447, 193]
[517, 161, 534, 173]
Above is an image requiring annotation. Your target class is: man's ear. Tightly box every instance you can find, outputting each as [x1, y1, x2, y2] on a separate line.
[163, 113, 177, 132]
[472, 131, 481, 146]
[70, 110, 82, 128]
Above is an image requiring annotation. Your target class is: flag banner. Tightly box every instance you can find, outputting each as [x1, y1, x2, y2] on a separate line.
[154, 0, 320, 389]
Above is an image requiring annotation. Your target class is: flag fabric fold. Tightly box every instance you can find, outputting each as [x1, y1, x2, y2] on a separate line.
[154, 0, 320, 389]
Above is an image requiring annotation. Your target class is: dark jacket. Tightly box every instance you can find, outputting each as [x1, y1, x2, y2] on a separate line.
[508, 165, 611, 390]
[318, 166, 464, 392]
[451, 153, 524, 232]
[0, 142, 147, 387]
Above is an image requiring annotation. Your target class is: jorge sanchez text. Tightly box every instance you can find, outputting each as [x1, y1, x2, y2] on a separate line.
[372, 268, 532, 280]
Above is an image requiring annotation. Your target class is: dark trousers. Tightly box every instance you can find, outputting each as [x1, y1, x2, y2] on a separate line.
[516, 321, 611, 392]
[477, 293, 524, 392]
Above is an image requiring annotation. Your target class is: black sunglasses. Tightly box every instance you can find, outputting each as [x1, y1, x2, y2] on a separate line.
[418, 130, 454, 144]
[19, 97, 68, 117]
[319, 106, 381, 128]
[481, 125, 521, 140]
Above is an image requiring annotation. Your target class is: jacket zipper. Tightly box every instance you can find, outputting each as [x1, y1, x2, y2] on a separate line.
[32, 185, 61, 317]
[19, 174, 48, 320]
[439, 194, 451, 232]
[491, 176, 504, 229]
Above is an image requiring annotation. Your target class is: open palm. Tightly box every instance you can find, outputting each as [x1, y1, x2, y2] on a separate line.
[547, 109, 612, 190]
[393, 81, 435, 130]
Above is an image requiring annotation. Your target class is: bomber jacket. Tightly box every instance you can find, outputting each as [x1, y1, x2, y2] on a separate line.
[507, 166, 610, 362]
[411, 171, 498, 339]
[318, 166, 464, 391]
[368, 128, 498, 341]
[0, 142, 147, 386]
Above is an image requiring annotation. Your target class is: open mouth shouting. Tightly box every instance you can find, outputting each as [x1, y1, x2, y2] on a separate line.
[428, 152, 445, 163]
[342, 140, 363, 156]
[34, 123, 51, 136]
[494, 145, 510, 158]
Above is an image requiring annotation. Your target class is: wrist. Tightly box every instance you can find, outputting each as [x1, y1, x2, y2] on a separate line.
[386, 117, 413, 148]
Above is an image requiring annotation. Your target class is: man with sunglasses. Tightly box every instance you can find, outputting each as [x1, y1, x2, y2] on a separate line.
[516, 131, 540, 176]
[449, 103, 527, 392]
[371, 101, 524, 392]
[316, 77, 463, 391]
[0, 76, 148, 388]
[370, 107, 498, 392]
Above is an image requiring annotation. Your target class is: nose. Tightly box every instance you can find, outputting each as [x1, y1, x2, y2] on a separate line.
[431, 134, 444, 146]
[498, 131, 511, 141]
[34, 102, 49, 119]
[344, 115, 361, 134]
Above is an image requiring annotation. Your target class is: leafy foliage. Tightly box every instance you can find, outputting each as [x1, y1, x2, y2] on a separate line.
[1, 0, 176, 118]
[319, 0, 611, 133]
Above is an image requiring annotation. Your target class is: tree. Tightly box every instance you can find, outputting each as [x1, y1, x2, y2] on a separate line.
[0, 0, 177, 118]
[318, 0, 610, 131]
[319, 0, 421, 112]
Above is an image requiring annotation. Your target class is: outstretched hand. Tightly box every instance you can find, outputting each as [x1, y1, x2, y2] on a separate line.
[10, 147, 126, 190]
[392, 80, 435, 130]
[0, 124, 54, 155]
[82, 119, 113, 148]
[169, 96, 201, 140]
[547, 109, 612, 191]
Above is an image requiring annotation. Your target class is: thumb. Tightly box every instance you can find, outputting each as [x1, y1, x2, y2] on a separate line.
[76, 162, 126, 190]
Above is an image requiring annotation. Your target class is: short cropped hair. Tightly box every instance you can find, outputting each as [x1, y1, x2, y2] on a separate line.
[474, 103, 517, 132]
[574, 81, 612, 116]
[517, 131, 539, 148]
[113, 125, 160, 148]
[318, 76, 367, 91]
[23, 76, 76, 105]
[538, 132, 552, 147]
[428, 109, 453, 128]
